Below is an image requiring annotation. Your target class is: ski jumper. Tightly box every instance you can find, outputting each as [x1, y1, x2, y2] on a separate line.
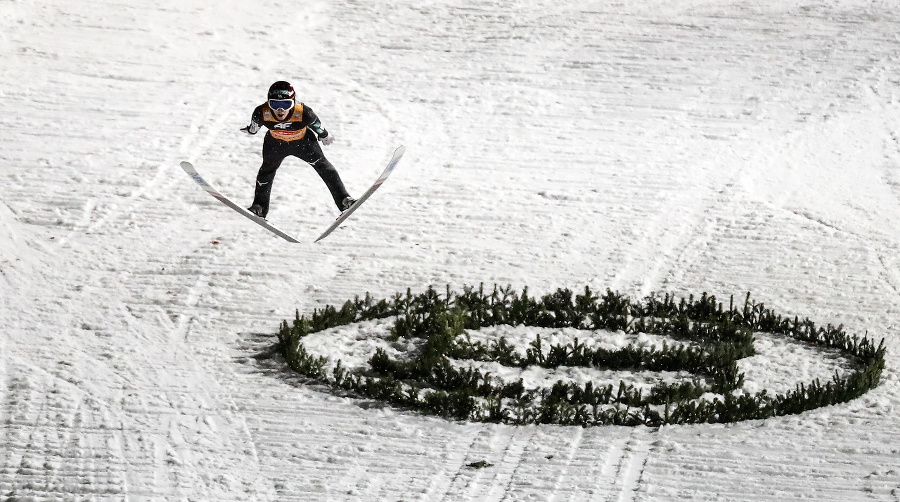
[244, 102, 349, 218]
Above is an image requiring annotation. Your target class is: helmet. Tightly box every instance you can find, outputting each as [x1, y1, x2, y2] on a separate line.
[267, 81, 296, 119]
[268, 81, 295, 101]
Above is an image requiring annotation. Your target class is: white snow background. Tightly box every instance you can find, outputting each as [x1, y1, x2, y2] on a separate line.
[2, 0, 900, 500]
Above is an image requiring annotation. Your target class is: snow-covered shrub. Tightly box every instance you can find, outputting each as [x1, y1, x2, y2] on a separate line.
[277, 286, 885, 426]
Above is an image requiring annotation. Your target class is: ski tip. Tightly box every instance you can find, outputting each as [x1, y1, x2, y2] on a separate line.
[180, 161, 194, 170]
[394, 145, 406, 156]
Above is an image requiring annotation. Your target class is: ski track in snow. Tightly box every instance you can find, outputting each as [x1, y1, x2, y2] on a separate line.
[2, 0, 900, 500]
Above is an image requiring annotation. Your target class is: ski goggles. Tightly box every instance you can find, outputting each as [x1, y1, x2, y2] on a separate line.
[268, 99, 294, 112]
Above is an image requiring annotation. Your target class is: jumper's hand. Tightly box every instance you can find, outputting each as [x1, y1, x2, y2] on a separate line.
[241, 122, 260, 135]
[321, 134, 335, 146]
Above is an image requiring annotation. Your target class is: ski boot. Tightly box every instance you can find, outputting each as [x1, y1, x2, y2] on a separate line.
[340, 196, 357, 212]
[247, 204, 266, 218]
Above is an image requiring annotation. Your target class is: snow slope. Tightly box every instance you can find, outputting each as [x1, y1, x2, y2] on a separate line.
[1, 0, 899, 499]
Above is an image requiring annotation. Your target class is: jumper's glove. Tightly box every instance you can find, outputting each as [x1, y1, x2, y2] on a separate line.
[241, 122, 261, 135]
[321, 133, 335, 146]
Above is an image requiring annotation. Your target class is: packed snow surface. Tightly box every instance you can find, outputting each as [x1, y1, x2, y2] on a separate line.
[2, 0, 900, 500]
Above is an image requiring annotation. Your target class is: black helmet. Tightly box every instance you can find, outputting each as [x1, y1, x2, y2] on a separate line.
[268, 81, 295, 101]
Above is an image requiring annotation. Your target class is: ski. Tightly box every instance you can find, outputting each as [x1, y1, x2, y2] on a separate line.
[315, 145, 405, 242]
[180, 161, 301, 243]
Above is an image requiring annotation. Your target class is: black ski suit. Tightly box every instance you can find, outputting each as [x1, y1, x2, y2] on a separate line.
[243, 102, 349, 217]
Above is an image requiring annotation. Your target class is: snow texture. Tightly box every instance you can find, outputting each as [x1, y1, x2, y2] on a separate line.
[2, 0, 900, 500]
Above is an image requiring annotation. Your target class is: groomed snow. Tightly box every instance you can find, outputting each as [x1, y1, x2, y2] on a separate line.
[2, 0, 900, 500]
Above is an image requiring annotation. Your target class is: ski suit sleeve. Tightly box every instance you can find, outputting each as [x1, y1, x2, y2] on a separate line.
[303, 106, 329, 139]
